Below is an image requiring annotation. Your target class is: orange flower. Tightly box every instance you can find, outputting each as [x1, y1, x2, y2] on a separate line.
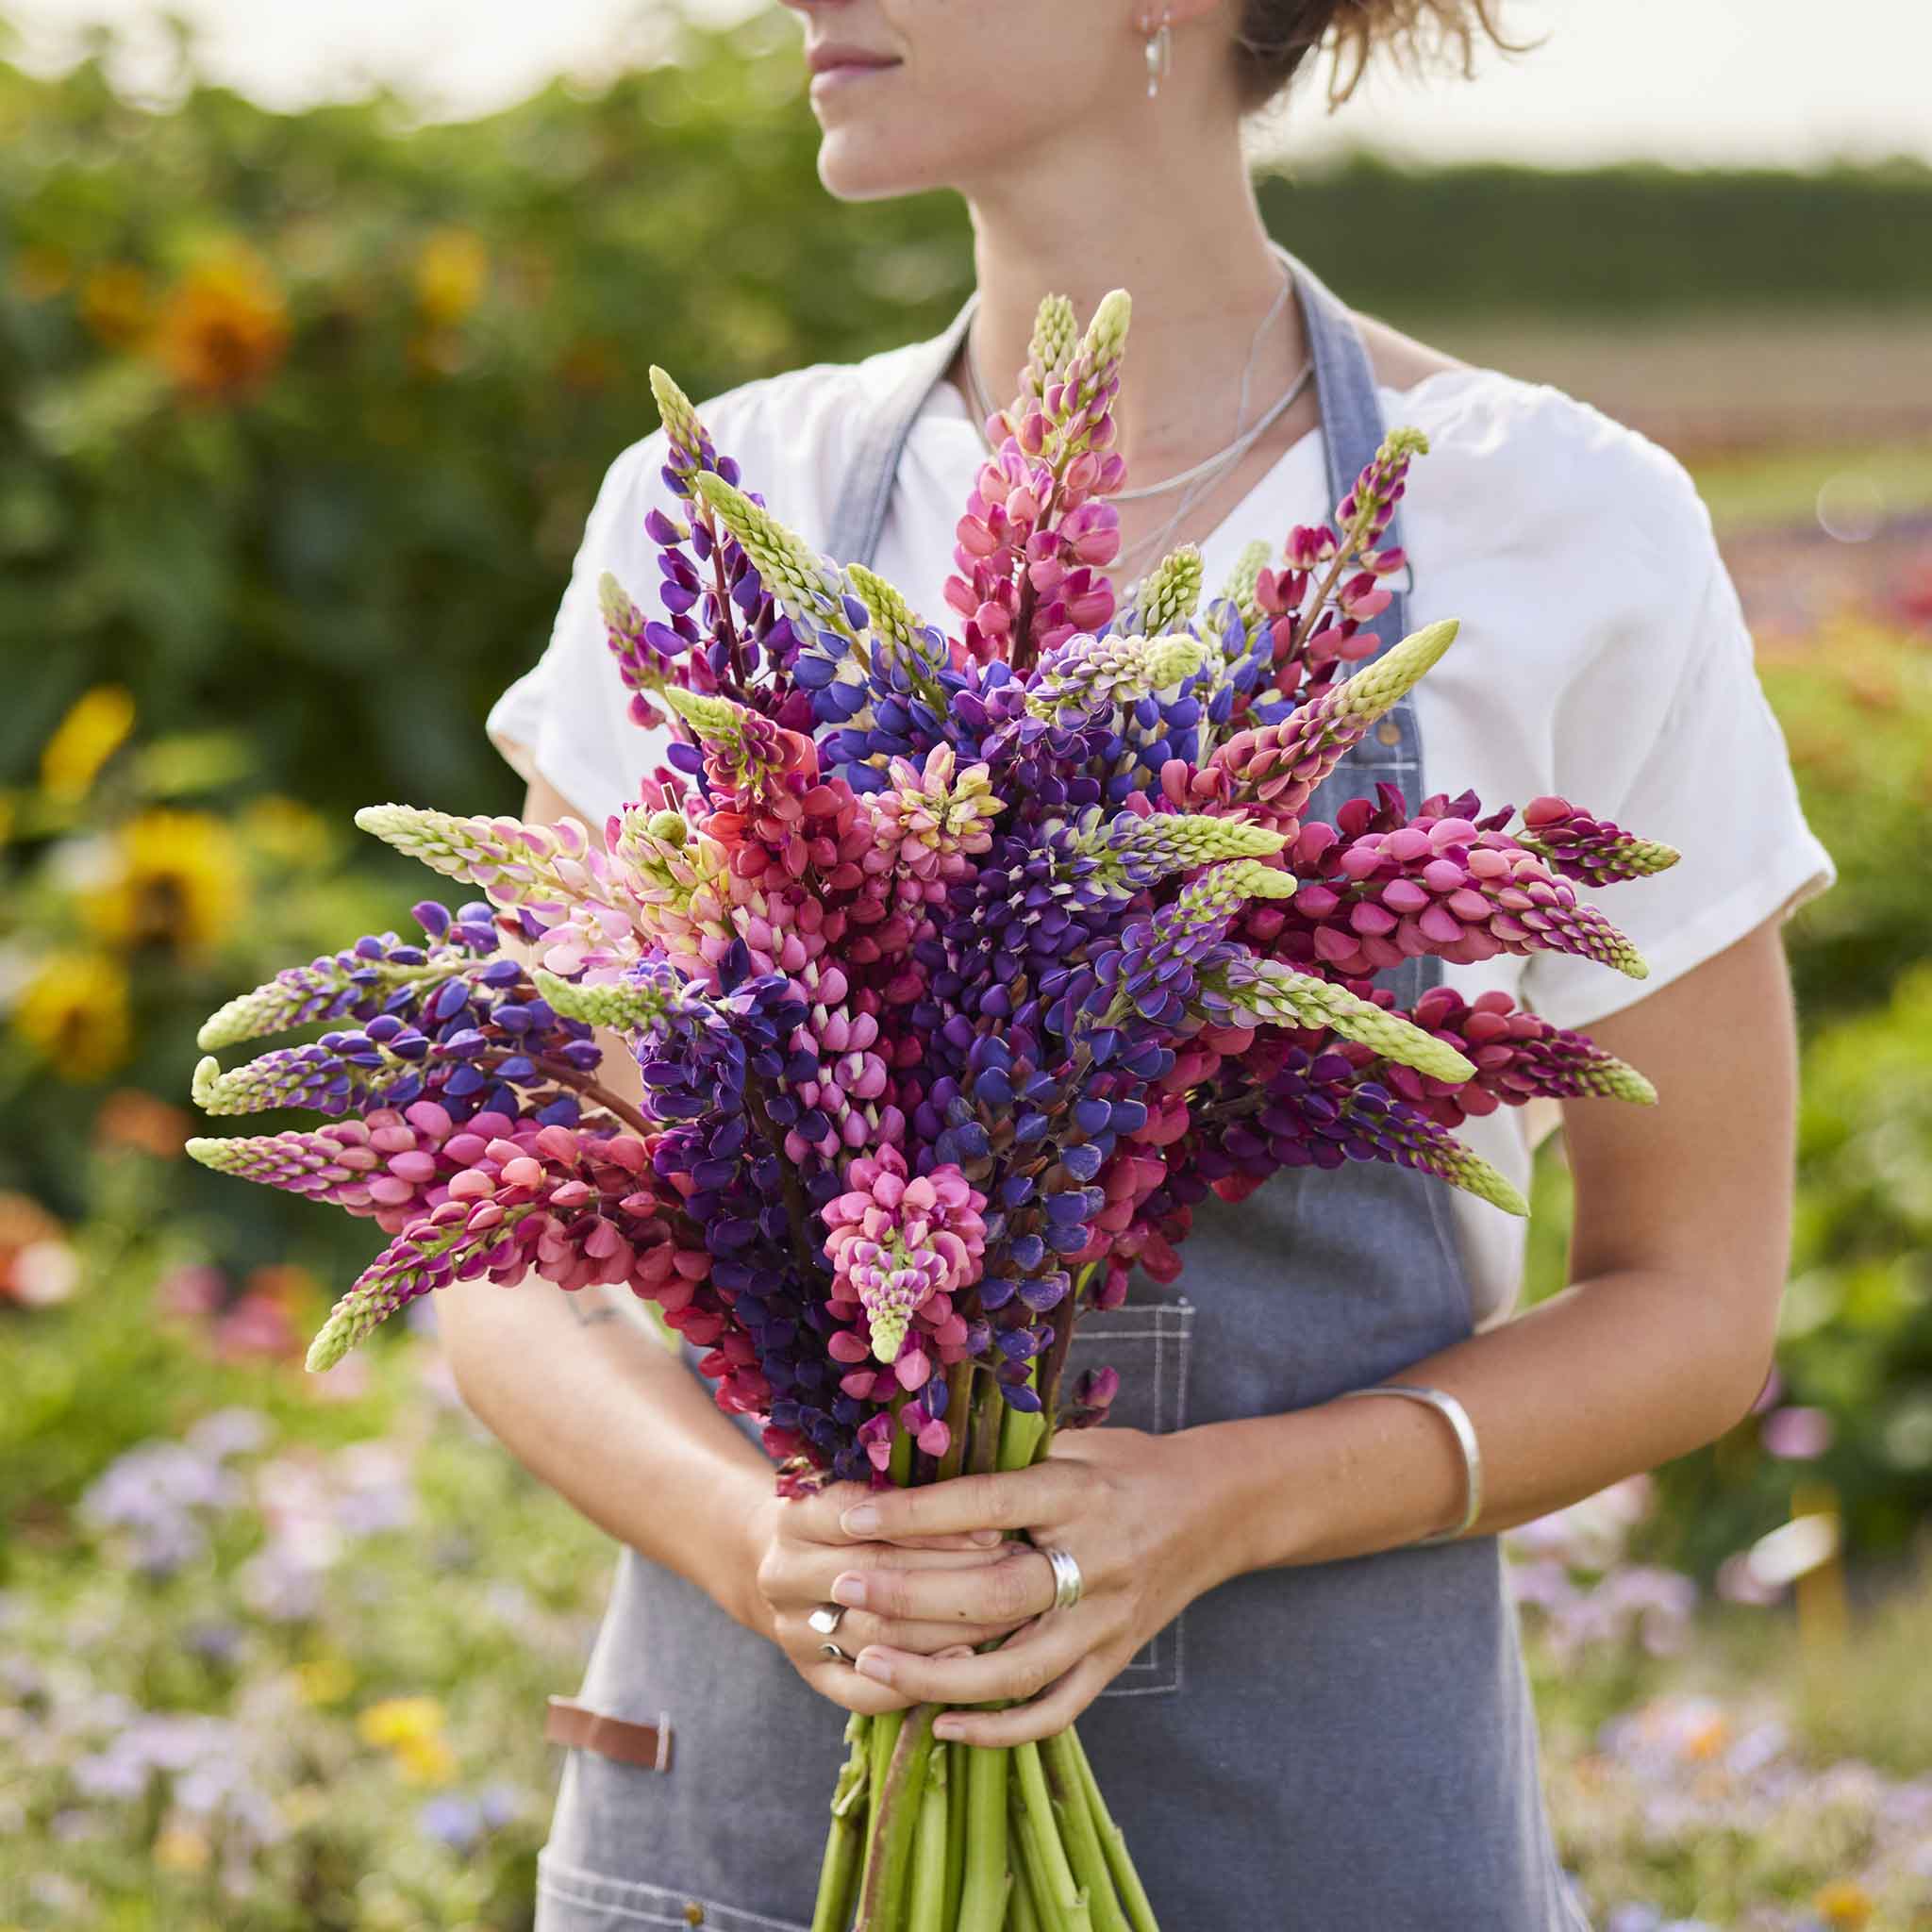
[149, 242, 291, 403]
[93, 1087, 192, 1159]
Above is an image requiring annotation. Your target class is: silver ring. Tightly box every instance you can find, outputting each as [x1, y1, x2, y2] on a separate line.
[818, 1640, 855, 1664]
[1040, 1543, 1084, 1612]
[808, 1603, 847, 1637]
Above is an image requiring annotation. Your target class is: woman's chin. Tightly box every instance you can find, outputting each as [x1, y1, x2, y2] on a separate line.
[814, 135, 946, 205]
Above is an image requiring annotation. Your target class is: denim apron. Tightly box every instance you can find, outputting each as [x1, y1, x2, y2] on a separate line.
[533, 246, 1593, 1932]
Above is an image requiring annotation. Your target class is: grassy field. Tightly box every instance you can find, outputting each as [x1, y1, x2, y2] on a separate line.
[1399, 306, 1932, 475]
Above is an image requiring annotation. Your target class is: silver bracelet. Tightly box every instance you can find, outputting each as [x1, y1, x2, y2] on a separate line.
[1332, 1382, 1483, 1546]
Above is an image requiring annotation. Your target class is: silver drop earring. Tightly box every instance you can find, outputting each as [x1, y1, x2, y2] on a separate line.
[1143, 7, 1172, 97]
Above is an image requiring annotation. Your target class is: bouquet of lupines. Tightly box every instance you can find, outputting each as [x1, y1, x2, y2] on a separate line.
[187, 286, 1676, 1930]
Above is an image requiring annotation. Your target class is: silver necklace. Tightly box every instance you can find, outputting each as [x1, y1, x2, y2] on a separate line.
[963, 260, 1312, 593]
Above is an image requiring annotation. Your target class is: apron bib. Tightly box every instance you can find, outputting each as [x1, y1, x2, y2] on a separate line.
[533, 245, 1593, 1932]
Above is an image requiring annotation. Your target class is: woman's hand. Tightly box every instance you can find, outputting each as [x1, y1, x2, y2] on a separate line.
[815, 1425, 1247, 1746]
[742, 1480, 1040, 1717]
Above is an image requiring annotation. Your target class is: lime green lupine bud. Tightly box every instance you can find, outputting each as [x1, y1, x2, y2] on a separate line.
[1128, 545, 1204, 638]
[1026, 632, 1205, 724]
[1221, 538, 1273, 626]
[1209, 959, 1477, 1084]
[532, 966, 684, 1032]
[690, 470, 861, 643]
[647, 364, 708, 482]
[1026, 295, 1078, 402]
[1332, 619, 1458, 720]
[1080, 811, 1286, 887]
[660, 684, 750, 752]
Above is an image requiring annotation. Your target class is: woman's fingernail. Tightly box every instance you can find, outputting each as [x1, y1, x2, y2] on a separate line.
[830, 1574, 868, 1610]
[842, 1505, 880, 1535]
[933, 1720, 964, 1740]
[856, 1652, 895, 1685]
[971, 1527, 1004, 1547]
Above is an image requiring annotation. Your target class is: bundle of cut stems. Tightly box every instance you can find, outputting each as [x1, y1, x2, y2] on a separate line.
[808, 1359, 1160, 1932]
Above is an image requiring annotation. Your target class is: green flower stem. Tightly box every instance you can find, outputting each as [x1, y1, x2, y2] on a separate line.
[935, 1361, 974, 1482]
[957, 1741, 1011, 1932]
[1010, 1806, 1054, 1932]
[967, 1366, 1005, 1476]
[888, 1394, 916, 1487]
[944, 1739, 970, 1922]
[1014, 1742, 1091, 1930]
[1013, 1773, 1092, 1932]
[864, 1709, 903, 1877]
[809, 1713, 871, 1932]
[856, 1703, 941, 1931]
[907, 1741, 951, 1932]
[1040, 1732, 1127, 1932]
[999, 1394, 1047, 1471]
[1065, 1725, 1159, 1932]
[1008, 1869, 1040, 1932]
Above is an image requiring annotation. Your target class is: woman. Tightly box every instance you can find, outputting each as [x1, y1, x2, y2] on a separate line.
[451, 4, 1836, 1927]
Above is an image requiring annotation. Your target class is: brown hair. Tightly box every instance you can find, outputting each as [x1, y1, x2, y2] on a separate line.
[1230, 1, 1536, 115]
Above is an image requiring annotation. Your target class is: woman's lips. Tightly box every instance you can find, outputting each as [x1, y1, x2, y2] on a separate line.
[809, 59, 901, 91]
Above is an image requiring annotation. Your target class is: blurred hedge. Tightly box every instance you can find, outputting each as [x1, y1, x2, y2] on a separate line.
[1258, 151, 1932, 316]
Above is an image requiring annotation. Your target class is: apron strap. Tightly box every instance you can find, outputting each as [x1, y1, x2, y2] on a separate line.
[824, 289, 980, 569]
[1271, 241, 1414, 663]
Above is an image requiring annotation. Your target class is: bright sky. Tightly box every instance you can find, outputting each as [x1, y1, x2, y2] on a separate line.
[3, 0, 1927, 168]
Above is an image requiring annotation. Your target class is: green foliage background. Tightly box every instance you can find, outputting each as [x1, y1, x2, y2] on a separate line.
[1, 3, 1929, 1574]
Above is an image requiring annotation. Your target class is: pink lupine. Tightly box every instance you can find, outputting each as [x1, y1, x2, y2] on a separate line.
[1256, 808, 1648, 981]
[1515, 795, 1681, 887]
[821, 1146, 988, 1366]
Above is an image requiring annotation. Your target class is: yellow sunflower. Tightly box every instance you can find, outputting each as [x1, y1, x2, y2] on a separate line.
[11, 952, 132, 1081]
[80, 809, 245, 957]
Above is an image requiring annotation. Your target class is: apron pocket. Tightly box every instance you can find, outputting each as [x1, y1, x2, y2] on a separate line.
[537, 1847, 809, 1932]
[1058, 1292, 1195, 1697]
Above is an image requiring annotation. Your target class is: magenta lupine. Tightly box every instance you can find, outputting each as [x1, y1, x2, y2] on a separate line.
[299, 1116, 717, 1373]
[1256, 808, 1649, 981]
[1515, 794, 1683, 887]
[1381, 985, 1658, 1128]
[1205, 618, 1457, 833]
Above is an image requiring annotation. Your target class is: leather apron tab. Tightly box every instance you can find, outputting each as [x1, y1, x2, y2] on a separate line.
[544, 1695, 673, 1773]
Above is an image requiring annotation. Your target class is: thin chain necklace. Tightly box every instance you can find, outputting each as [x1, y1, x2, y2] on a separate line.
[963, 260, 1313, 596]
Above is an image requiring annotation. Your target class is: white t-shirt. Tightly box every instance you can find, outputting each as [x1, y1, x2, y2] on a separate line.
[485, 339, 1836, 1332]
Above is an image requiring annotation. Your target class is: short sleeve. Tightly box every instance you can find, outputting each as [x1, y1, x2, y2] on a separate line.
[484, 425, 677, 831]
[1520, 533, 1837, 1032]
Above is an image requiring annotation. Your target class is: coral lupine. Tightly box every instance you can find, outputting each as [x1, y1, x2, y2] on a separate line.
[183, 283, 1689, 1932]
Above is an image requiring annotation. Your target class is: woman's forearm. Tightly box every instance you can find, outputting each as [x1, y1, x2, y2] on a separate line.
[436, 1267, 777, 1631]
[1199, 1257, 1775, 1575]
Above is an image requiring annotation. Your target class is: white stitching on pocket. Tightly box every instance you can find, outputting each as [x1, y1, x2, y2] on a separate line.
[538, 1851, 810, 1932]
[1063, 1296, 1194, 1697]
